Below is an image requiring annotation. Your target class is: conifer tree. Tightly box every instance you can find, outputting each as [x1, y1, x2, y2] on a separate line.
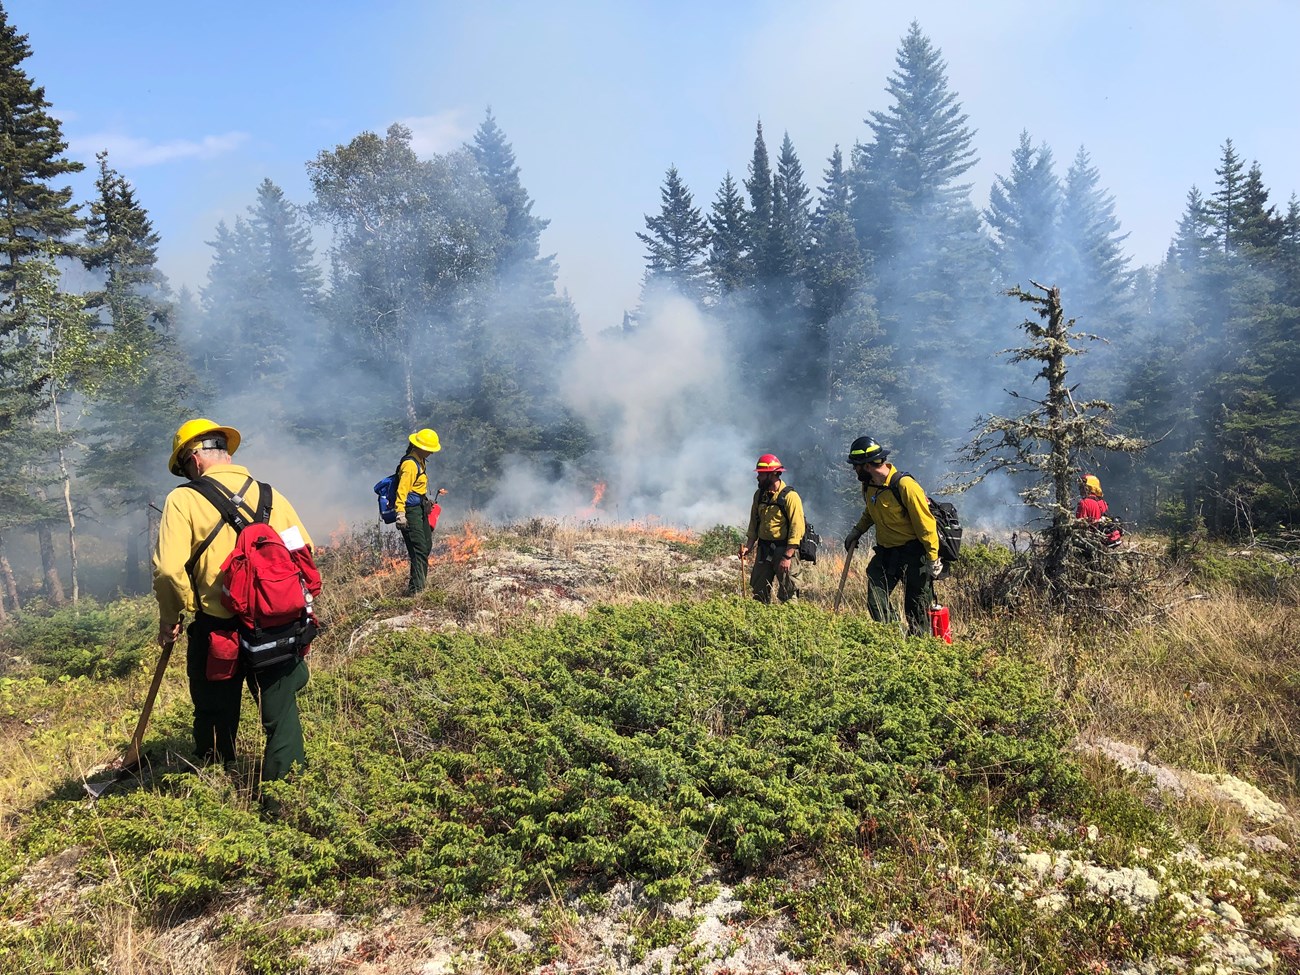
[467, 112, 587, 483]
[772, 132, 813, 278]
[810, 146, 891, 508]
[1208, 139, 1246, 255]
[863, 21, 978, 214]
[1057, 147, 1132, 324]
[198, 216, 260, 384]
[0, 5, 86, 605]
[1056, 146, 1134, 398]
[744, 121, 775, 281]
[706, 173, 749, 297]
[985, 131, 1062, 288]
[958, 283, 1144, 597]
[636, 165, 710, 304]
[809, 147, 861, 325]
[248, 178, 323, 384]
[82, 153, 196, 591]
[1236, 162, 1282, 254]
[470, 109, 548, 267]
[848, 22, 992, 465]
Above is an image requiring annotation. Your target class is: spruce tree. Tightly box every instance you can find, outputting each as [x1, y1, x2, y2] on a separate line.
[470, 109, 548, 267]
[985, 131, 1062, 289]
[863, 21, 978, 213]
[248, 178, 323, 387]
[706, 173, 749, 297]
[82, 154, 196, 592]
[1236, 162, 1282, 254]
[772, 132, 812, 278]
[0, 5, 86, 605]
[848, 22, 992, 466]
[958, 283, 1145, 599]
[1056, 146, 1134, 399]
[636, 165, 710, 304]
[744, 121, 775, 281]
[1208, 139, 1246, 255]
[198, 216, 260, 385]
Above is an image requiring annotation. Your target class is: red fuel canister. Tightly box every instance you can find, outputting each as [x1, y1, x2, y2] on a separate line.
[929, 603, 952, 643]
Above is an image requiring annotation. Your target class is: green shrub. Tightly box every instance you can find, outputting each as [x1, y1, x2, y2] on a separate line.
[691, 524, 745, 559]
[0, 597, 154, 679]
[954, 539, 1016, 574]
[8, 598, 1086, 969]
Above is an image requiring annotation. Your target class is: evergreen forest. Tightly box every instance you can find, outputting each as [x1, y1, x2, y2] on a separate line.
[2, 8, 1298, 610]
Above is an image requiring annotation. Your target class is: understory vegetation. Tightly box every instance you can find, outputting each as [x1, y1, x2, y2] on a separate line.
[1, 521, 1298, 974]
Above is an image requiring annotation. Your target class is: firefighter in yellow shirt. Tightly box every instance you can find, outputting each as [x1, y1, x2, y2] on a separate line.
[153, 419, 313, 780]
[394, 428, 441, 594]
[843, 436, 940, 636]
[739, 453, 805, 604]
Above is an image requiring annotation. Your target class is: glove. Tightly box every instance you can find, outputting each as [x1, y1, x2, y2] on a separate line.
[844, 529, 863, 552]
[925, 558, 943, 579]
[395, 510, 408, 530]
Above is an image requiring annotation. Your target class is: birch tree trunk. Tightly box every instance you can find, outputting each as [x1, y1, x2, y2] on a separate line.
[51, 390, 80, 605]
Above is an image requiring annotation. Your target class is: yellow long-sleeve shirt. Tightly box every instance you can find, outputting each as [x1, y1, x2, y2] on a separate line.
[851, 465, 939, 562]
[746, 482, 805, 548]
[394, 454, 428, 508]
[152, 464, 313, 628]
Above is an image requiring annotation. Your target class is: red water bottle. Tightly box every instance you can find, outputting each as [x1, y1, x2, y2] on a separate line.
[929, 603, 952, 643]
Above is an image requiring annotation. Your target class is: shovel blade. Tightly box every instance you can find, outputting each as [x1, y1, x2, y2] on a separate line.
[83, 761, 140, 800]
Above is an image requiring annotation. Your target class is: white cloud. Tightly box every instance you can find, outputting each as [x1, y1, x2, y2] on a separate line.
[69, 131, 250, 167]
[394, 110, 471, 157]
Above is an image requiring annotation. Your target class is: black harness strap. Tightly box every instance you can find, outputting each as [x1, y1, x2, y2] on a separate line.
[182, 476, 271, 581]
[759, 485, 798, 544]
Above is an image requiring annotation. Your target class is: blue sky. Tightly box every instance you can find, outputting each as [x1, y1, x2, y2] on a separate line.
[10, 0, 1300, 332]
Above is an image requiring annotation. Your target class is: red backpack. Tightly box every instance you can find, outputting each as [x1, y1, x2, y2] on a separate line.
[185, 476, 321, 670]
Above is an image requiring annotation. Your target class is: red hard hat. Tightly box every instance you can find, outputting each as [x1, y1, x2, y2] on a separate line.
[755, 453, 784, 474]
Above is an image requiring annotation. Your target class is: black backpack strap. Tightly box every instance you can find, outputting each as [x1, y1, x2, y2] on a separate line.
[394, 452, 424, 500]
[885, 472, 913, 511]
[182, 476, 267, 580]
[761, 485, 796, 543]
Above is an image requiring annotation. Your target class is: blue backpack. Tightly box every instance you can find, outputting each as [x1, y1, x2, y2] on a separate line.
[373, 454, 420, 524]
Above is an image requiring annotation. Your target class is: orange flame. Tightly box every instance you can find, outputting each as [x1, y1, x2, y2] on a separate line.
[625, 516, 697, 545]
[440, 522, 482, 564]
[577, 481, 607, 519]
[328, 519, 350, 548]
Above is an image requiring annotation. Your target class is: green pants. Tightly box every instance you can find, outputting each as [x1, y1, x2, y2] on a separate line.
[749, 540, 798, 604]
[865, 541, 934, 637]
[400, 500, 432, 594]
[187, 616, 309, 780]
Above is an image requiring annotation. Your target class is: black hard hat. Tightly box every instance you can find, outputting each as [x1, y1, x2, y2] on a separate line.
[846, 436, 888, 465]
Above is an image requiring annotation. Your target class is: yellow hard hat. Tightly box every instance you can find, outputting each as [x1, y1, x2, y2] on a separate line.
[409, 428, 441, 453]
[169, 418, 240, 476]
[1080, 474, 1102, 497]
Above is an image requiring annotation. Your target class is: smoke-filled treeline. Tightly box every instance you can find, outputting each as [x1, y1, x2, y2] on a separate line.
[2, 6, 1298, 609]
[631, 23, 1300, 539]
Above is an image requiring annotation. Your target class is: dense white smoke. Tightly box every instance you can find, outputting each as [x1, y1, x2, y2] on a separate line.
[483, 293, 754, 530]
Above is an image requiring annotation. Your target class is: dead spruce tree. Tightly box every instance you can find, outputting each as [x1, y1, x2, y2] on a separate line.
[958, 282, 1146, 606]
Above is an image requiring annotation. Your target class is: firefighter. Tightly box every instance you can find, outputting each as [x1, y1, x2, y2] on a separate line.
[152, 419, 313, 781]
[394, 428, 441, 594]
[739, 453, 806, 604]
[843, 436, 940, 637]
[1076, 474, 1108, 523]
